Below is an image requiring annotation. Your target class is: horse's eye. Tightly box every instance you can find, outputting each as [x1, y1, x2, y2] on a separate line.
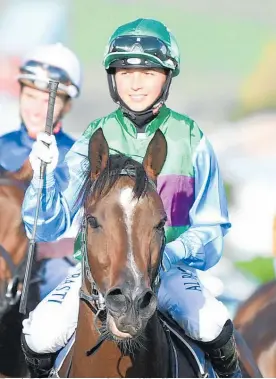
[155, 218, 166, 231]
[87, 216, 100, 229]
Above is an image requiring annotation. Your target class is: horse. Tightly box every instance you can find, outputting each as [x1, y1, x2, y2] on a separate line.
[55, 128, 261, 378]
[234, 280, 276, 377]
[0, 160, 38, 378]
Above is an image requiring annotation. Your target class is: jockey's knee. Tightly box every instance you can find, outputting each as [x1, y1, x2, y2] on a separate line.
[22, 263, 81, 354]
[191, 290, 230, 342]
[158, 263, 229, 342]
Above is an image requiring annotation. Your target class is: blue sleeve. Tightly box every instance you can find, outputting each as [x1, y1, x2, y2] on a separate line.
[22, 134, 89, 242]
[163, 135, 231, 271]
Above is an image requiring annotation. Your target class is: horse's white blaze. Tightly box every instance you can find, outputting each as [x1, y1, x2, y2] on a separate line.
[120, 187, 141, 287]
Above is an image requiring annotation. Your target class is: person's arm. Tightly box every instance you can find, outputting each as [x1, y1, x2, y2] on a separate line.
[22, 131, 90, 242]
[163, 135, 231, 271]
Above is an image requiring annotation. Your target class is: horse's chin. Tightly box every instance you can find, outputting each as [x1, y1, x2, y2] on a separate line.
[107, 314, 134, 340]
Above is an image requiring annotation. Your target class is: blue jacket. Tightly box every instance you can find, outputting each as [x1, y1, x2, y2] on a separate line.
[22, 109, 230, 271]
[0, 123, 75, 191]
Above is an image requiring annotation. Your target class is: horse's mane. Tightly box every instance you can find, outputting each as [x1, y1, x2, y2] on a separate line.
[79, 153, 149, 206]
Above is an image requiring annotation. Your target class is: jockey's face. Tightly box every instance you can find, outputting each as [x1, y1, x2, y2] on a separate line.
[19, 85, 71, 139]
[115, 67, 167, 112]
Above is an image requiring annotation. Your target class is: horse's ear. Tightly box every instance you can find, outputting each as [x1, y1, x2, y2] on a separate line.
[142, 129, 167, 182]
[89, 128, 109, 180]
[7, 158, 33, 182]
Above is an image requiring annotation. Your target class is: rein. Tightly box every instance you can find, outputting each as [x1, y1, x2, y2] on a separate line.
[0, 244, 16, 277]
[0, 177, 28, 191]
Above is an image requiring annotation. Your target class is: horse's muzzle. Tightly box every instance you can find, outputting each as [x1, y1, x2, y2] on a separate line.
[105, 287, 157, 338]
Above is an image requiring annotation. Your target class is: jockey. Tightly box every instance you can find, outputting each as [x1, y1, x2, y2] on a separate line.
[21, 19, 241, 378]
[0, 43, 82, 304]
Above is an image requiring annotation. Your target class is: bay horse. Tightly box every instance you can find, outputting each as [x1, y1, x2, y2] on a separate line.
[234, 280, 276, 377]
[56, 128, 261, 378]
[0, 160, 37, 378]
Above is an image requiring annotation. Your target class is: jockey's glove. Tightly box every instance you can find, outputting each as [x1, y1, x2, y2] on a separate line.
[29, 132, 59, 176]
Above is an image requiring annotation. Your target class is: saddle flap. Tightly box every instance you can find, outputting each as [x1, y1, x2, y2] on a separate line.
[158, 312, 216, 378]
[51, 332, 75, 377]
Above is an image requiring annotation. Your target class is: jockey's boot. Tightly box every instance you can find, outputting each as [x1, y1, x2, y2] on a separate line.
[199, 319, 242, 378]
[21, 334, 58, 378]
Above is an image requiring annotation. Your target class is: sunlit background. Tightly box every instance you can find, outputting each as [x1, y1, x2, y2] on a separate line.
[1, 0, 276, 317]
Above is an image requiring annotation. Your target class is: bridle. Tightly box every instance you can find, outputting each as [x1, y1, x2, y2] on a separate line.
[61, 168, 166, 376]
[0, 177, 29, 316]
[78, 168, 166, 355]
[0, 244, 27, 315]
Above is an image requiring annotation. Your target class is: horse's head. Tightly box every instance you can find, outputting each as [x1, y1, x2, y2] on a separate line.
[82, 128, 167, 340]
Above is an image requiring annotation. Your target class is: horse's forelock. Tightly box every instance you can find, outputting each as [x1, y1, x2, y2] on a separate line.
[79, 154, 149, 208]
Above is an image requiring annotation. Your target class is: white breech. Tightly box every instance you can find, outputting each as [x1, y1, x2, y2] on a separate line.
[22, 262, 229, 353]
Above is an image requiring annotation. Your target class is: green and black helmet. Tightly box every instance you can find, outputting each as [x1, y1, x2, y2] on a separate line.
[103, 18, 181, 124]
[103, 18, 180, 77]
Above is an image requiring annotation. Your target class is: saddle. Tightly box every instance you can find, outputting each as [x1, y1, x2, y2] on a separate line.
[158, 311, 216, 378]
[51, 312, 217, 378]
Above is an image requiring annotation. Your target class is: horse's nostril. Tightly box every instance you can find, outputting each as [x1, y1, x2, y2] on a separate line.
[107, 288, 123, 297]
[138, 291, 153, 310]
[137, 290, 157, 317]
[105, 287, 128, 313]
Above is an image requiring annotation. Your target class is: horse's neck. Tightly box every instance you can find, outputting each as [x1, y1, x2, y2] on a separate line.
[126, 312, 170, 377]
[72, 301, 132, 378]
[72, 302, 169, 378]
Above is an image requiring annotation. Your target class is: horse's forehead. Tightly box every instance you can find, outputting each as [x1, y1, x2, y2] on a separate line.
[118, 186, 162, 218]
[119, 187, 139, 218]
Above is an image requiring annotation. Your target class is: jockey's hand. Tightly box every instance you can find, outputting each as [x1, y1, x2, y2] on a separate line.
[29, 132, 59, 176]
[162, 240, 185, 272]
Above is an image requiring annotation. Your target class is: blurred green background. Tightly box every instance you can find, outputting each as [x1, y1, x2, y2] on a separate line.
[72, 0, 274, 73]
[69, 0, 276, 121]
